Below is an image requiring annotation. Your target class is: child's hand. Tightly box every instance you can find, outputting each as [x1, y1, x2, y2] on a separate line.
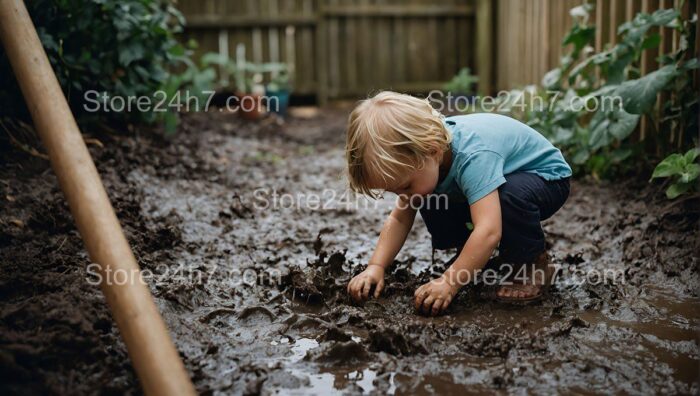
[414, 275, 459, 316]
[347, 264, 385, 303]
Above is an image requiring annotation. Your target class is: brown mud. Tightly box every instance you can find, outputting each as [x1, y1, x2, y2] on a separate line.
[1, 109, 699, 395]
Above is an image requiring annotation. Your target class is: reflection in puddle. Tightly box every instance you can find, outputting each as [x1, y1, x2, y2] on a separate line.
[281, 337, 391, 395]
[290, 337, 318, 362]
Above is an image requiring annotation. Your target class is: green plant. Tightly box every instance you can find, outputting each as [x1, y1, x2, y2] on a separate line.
[514, 4, 698, 181]
[158, 48, 219, 133]
[443, 67, 479, 95]
[202, 52, 286, 94]
[650, 148, 700, 199]
[0, 0, 191, 130]
[266, 67, 292, 92]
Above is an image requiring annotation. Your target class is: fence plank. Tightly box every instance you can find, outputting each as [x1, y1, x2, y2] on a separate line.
[476, 0, 493, 94]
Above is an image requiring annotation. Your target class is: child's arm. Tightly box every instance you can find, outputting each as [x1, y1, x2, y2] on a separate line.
[414, 190, 502, 315]
[347, 196, 417, 302]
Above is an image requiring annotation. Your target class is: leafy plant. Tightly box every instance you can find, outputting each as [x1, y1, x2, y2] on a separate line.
[443, 67, 479, 95]
[0, 0, 192, 130]
[651, 148, 700, 198]
[203, 51, 286, 94]
[266, 67, 292, 92]
[158, 49, 219, 133]
[511, 4, 698, 182]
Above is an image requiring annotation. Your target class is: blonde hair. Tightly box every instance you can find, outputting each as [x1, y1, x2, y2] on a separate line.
[345, 91, 451, 198]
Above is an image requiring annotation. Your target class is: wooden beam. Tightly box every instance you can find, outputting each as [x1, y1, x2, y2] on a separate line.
[323, 4, 474, 18]
[0, 1, 196, 395]
[187, 14, 316, 28]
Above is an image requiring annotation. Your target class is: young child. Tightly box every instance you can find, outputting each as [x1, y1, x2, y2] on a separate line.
[345, 91, 571, 315]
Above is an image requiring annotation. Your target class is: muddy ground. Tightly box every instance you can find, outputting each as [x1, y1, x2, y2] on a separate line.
[1, 108, 699, 395]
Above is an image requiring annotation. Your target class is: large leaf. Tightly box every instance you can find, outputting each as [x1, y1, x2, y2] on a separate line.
[651, 153, 684, 179]
[615, 65, 677, 114]
[589, 108, 640, 150]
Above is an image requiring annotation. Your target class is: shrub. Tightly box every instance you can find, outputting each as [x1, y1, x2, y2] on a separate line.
[503, 5, 698, 183]
[0, 0, 191, 130]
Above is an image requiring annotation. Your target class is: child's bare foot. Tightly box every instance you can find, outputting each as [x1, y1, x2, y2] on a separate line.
[496, 252, 554, 302]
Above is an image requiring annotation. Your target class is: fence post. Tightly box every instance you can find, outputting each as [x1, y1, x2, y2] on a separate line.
[476, 0, 494, 96]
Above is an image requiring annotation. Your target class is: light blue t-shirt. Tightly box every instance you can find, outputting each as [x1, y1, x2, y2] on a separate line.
[434, 113, 572, 205]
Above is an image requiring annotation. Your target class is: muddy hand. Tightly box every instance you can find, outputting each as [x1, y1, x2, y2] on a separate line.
[414, 275, 459, 316]
[347, 264, 385, 303]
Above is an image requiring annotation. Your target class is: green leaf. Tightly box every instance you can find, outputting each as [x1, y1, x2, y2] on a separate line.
[641, 33, 661, 50]
[168, 44, 185, 57]
[651, 9, 679, 26]
[610, 148, 633, 163]
[542, 68, 561, 89]
[683, 148, 700, 164]
[572, 148, 590, 165]
[563, 25, 595, 52]
[680, 163, 700, 183]
[589, 108, 640, 150]
[683, 58, 700, 70]
[118, 42, 145, 66]
[615, 65, 677, 114]
[651, 153, 684, 179]
[607, 52, 634, 85]
[568, 57, 595, 83]
[583, 84, 619, 101]
[666, 182, 691, 199]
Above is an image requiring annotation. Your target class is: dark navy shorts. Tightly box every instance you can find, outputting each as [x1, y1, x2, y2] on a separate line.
[419, 172, 570, 263]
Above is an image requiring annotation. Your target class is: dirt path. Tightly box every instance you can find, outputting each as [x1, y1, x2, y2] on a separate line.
[1, 110, 698, 394]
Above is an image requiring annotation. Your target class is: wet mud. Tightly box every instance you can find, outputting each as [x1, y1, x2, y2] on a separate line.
[1, 109, 698, 394]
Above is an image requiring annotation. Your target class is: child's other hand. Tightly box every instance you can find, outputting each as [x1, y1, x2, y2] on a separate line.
[414, 275, 459, 316]
[347, 264, 385, 303]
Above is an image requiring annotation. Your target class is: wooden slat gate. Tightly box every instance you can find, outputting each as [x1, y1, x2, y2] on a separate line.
[179, 0, 491, 104]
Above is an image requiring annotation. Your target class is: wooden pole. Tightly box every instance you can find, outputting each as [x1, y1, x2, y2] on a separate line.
[0, 1, 196, 395]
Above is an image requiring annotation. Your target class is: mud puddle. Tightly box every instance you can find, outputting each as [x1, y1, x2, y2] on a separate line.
[1, 110, 698, 394]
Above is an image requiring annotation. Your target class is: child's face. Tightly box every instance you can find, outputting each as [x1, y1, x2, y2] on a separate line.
[377, 154, 441, 198]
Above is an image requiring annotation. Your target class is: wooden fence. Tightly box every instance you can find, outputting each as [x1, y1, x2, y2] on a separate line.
[178, 0, 493, 103]
[496, 0, 698, 90]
